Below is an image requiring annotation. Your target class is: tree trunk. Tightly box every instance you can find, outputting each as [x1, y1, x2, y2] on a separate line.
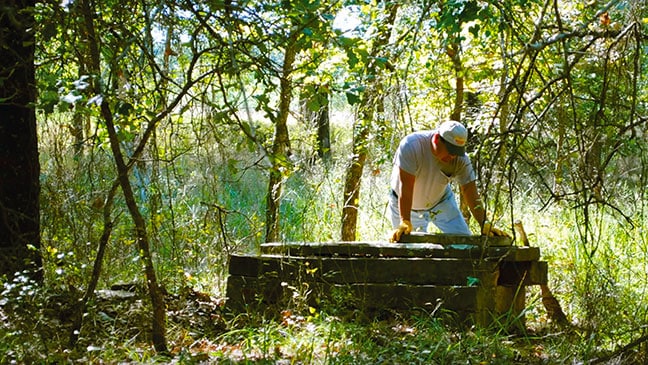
[71, 63, 90, 156]
[445, 41, 473, 223]
[446, 43, 464, 123]
[317, 104, 331, 164]
[101, 102, 169, 353]
[79, 0, 168, 353]
[316, 91, 331, 164]
[340, 2, 399, 241]
[0, 0, 42, 281]
[69, 181, 118, 346]
[309, 85, 332, 164]
[341, 116, 371, 241]
[301, 84, 331, 164]
[265, 35, 297, 243]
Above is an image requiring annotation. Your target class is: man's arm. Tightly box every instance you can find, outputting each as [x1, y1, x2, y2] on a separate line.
[459, 180, 486, 227]
[460, 180, 510, 237]
[390, 168, 415, 242]
[398, 168, 416, 222]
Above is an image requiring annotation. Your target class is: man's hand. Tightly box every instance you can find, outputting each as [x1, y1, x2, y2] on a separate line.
[390, 219, 413, 242]
[482, 221, 511, 238]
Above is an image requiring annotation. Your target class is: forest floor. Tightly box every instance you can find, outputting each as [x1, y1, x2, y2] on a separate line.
[2, 283, 642, 364]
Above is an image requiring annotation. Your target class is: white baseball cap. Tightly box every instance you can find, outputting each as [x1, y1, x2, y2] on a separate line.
[438, 120, 467, 156]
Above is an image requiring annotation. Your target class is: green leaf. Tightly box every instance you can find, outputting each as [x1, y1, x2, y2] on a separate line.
[116, 101, 134, 116]
[41, 22, 57, 42]
[346, 91, 360, 105]
[469, 24, 481, 38]
[39, 89, 59, 114]
[346, 48, 359, 69]
[374, 57, 388, 69]
[227, 158, 239, 174]
[306, 98, 321, 112]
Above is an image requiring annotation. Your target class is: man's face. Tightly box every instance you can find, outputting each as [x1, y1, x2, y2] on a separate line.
[437, 138, 458, 163]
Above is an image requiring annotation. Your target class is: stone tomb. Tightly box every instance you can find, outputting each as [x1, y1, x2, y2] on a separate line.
[225, 233, 547, 326]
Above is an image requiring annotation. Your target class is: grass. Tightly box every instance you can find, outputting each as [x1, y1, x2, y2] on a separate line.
[212, 313, 518, 364]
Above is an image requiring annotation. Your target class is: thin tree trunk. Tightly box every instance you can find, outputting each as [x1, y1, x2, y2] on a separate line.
[447, 42, 464, 123]
[0, 0, 42, 281]
[301, 84, 331, 164]
[341, 117, 370, 241]
[80, 0, 168, 353]
[306, 84, 332, 164]
[101, 102, 169, 353]
[340, 2, 399, 241]
[265, 34, 297, 242]
[71, 63, 90, 155]
[69, 181, 118, 346]
[445, 42, 473, 223]
[316, 89, 331, 164]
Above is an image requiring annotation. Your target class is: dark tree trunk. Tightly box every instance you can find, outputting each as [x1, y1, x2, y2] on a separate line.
[446, 43, 472, 222]
[301, 84, 331, 164]
[0, 0, 42, 280]
[102, 102, 169, 354]
[315, 90, 331, 164]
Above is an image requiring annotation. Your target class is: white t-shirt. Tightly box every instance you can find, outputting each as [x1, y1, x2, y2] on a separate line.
[390, 130, 476, 210]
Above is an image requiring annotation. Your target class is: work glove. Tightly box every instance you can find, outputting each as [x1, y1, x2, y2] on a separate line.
[481, 221, 511, 238]
[390, 219, 413, 243]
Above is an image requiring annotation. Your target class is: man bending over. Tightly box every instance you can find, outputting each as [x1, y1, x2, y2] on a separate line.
[389, 120, 509, 242]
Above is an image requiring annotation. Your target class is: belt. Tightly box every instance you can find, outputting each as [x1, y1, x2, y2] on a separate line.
[391, 190, 429, 212]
